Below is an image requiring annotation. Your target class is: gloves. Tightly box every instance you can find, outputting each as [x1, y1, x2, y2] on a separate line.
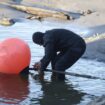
[33, 61, 41, 70]
[33, 61, 44, 80]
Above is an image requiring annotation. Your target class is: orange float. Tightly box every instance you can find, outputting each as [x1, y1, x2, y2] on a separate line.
[0, 38, 31, 74]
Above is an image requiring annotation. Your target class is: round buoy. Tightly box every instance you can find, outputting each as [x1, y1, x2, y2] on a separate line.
[0, 38, 31, 74]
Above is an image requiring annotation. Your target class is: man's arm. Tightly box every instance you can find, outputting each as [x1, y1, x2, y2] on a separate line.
[40, 42, 56, 71]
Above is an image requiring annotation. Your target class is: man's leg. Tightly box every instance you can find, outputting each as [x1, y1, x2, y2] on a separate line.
[51, 52, 65, 80]
[55, 47, 85, 80]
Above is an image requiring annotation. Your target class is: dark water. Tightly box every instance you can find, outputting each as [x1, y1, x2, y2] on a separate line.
[0, 19, 105, 105]
[12, 0, 22, 4]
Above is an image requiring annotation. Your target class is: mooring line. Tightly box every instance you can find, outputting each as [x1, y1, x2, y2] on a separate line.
[29, 68, 105, 80]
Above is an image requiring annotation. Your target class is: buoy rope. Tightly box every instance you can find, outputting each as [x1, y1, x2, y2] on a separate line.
[29, 68, 105, 80]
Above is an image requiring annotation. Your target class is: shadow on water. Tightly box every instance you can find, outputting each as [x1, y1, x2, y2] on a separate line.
[0, 74, 29, 104]
[67, 11, 82, 19]
[30, 78, 86, 105]
[84, 35, 105, 62]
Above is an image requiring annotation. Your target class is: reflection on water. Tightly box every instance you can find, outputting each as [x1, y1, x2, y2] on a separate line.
[0, 74, 29, 104]
[37, 80, 85, 105]
[0, 20, 105, 105]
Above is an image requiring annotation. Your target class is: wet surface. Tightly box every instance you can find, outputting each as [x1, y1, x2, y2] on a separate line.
[0, 20, 105, 105]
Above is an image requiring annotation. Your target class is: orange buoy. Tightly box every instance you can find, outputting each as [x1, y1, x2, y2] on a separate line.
[0, 38, 31, 74]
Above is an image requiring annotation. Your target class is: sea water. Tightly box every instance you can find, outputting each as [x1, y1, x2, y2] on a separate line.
[0, 19, 105, 105]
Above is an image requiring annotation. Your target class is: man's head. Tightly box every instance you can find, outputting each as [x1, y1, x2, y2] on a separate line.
[32, 32, 44, 45]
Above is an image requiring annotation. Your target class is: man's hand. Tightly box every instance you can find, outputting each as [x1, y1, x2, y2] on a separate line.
[33, 61, 41, 70]
[33, 61, 44, 80]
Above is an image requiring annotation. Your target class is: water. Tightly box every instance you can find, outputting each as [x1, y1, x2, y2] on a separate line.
[0, 19, 105, 105]
[12, 0, 22, 4]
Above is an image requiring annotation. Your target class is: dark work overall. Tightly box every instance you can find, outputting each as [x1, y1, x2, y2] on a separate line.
[40, 29, 86, 80]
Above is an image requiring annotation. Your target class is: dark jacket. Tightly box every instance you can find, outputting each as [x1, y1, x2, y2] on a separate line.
[40, 29, 86, 71]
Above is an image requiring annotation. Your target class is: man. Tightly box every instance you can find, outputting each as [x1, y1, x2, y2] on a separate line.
[32, 29, 86, 80]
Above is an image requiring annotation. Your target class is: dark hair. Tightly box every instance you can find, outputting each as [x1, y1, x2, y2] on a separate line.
[32, 32, 44, 45]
